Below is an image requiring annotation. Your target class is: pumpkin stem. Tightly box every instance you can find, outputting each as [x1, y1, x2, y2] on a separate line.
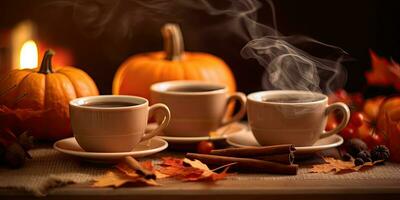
[162, 23, 184, 61]
[39, 50, 55, 74]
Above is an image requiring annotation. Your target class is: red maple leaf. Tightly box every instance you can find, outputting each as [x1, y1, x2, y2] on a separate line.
[365, 50, 400, 90]
[0, 105, 46, 132]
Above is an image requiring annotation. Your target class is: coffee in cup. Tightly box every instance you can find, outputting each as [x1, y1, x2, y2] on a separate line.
[247, 90, 350, 146]
[69, 95, 170, 152]
[151, 81, 246, 137]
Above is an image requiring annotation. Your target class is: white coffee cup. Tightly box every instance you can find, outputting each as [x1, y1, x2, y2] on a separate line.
[247, 90, 350, 146]
[151, 81, 246, 137]
[69, 95, 170, 152]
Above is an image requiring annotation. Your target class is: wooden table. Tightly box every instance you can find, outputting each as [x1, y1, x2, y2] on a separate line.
[2, 177, 400, 200]
[1, 148, 400, 200]
[2, 164, 400, 199]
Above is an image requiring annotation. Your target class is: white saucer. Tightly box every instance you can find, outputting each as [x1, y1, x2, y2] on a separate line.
[147, 123, 247, 144]
[53, 137, 168, 163]
[227, 130, 343, 154]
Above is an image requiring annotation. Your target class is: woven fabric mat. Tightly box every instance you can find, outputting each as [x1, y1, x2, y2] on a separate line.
[1, 148, 400, 196]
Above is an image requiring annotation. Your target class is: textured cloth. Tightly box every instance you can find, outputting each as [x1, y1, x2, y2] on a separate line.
[1, 148, 400, 196]
[0, 148, 107, 196]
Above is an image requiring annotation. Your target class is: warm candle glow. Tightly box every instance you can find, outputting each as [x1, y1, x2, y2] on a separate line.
[19, 40, 38, 69]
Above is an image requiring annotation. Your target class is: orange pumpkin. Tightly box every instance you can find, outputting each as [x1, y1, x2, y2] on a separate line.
[112, 23, 236, 99]
[0, 50, 99, 140]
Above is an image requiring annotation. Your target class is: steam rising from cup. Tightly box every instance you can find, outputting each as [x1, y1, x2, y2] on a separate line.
[44, 0, 348, 94]
[187, 0, 348, 94]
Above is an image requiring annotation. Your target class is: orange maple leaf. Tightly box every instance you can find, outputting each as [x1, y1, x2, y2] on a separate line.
[365, 50, 400, 89]
[158, 157, 230, 182]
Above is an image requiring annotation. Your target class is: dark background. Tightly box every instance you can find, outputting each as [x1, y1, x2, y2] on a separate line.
[0, 0, 399, 96]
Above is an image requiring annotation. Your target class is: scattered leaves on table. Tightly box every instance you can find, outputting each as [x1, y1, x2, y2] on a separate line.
[309, 157, 384, 174]
[92, 157, 231, 188]
[93, 161, 159, 188]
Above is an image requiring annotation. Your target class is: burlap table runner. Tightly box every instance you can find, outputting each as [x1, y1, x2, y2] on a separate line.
[1, 147, 400, 196]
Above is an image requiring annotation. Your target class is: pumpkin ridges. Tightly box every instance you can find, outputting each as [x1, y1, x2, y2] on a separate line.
[117, 58, 157, 97]
[113, 51, 237, 99]
[112, 63, 129, 95]
[0, 50, 98, 140]
[0, 70, 31, 106]
[165, 59, 186, 80]
[41, 73, 76, 139]
[57, 67, 99, 97]
[112, 24, 236, 100]
[14, 73, 46, 110]
[10, 71, 37, 108]
[141, 59, 168, 97]
[159, 60, 180, 81]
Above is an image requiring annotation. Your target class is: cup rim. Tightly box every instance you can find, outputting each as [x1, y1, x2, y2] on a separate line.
[247, 90, 327, 105]
[69, 95, 148, 110]
[150, 80, 227, 96]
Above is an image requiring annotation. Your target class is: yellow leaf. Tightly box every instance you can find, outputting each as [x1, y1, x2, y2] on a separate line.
[310, 157, 384, 174]
[92, 170, 158, 188]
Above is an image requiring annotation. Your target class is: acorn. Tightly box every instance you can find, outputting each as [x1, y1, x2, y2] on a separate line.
[354, 157, 364, 166]
[357, 150, 371, 162]
[371, 145, 390, 162]
[341, 153, 352, 161]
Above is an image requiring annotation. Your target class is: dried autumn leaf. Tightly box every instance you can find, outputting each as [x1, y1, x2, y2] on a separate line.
[183, 158, 210, 171]
[160, 157, 183, 167]
[116, 160, 168, 179]
[365, 50, 400, 90]
[183, 158, 229, 181]
[157, 164, 204, 180]
[140, 160, 154, 171]
[0, 105, 46, 130]
[310, 157, 384, 174]
[115, 162, 141, 178]
[157, 157, 202, 179]
[202, 166, 230, 181]
[92, 170, 158, 188]
[157, 157, 230, 182]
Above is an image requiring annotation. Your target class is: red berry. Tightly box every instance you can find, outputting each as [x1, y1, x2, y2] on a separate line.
[351, 93, 364, 107]
[370, 133, 385, 147]
[197, 141, 214, 154]
[325, 121, 337, 131]
[341, 125, 356, 140]
[335, 89, 348, 101]
[350, 112, 365, 128]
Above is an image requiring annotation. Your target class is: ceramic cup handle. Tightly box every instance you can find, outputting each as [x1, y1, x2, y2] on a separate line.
[320, 102, 350, 139]
[221, 92, 247, 126]
[141, 103, 171, 141]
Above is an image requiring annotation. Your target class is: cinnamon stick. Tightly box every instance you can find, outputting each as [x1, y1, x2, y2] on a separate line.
[186, 153, 298, 175]
[124, 156, 156, 180]
[210, 144, 295, 157]
[253, 152, 295, 165]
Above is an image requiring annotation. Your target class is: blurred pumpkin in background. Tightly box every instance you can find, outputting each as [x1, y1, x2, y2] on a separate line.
[376, 96, 400, 162]
[112, 23, 237, 100]
[0, 50, 99, 140]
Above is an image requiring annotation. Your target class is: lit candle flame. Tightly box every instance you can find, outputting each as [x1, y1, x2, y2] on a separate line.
[19, 40, 38, 69]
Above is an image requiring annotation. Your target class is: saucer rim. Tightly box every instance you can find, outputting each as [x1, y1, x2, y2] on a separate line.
[226, 133, 343, 153]
[53, 137, 168, 158]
